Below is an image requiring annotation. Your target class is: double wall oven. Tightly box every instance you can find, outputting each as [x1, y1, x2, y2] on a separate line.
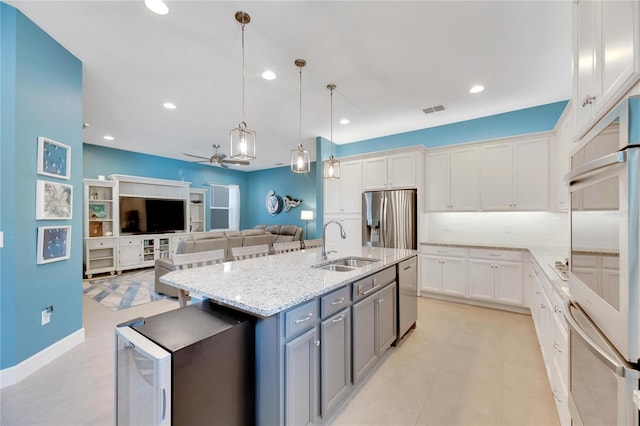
[566, 96, 640, 425]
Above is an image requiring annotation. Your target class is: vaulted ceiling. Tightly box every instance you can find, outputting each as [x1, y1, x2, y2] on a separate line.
[9, 1, 572, 171]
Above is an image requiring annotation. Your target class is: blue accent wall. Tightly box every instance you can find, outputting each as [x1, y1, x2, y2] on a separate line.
[1, 4, 83, 369]
[83, 144, 251, 229]
[337, 101, 568, 157]
[245, 162, 319, 239]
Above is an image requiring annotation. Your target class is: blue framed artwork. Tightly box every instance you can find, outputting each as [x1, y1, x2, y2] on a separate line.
[37, 226, 71, 264]
[37, 137, 71, 180]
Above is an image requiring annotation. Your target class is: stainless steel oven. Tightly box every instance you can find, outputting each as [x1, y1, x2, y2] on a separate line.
[567, 97, 640, 364]
[564, 300, 639, 426]
[567, 96, 640, 425]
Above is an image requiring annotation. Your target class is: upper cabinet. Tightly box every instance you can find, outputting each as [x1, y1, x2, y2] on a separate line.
[481, 137, 549, 211]
[362, 152, 418, 191]
[425, 147, 479, 211]
[324, 160, 363, 215]
[575, 0, 640, 136]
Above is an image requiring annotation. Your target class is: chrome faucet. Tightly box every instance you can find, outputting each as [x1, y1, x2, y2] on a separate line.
[322, 220, 347, 259]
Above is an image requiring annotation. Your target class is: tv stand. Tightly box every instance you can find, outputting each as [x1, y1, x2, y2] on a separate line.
[83, 174, 205, 278]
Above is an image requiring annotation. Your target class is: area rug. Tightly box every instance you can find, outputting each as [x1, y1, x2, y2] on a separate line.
[82, 269, 169, 311]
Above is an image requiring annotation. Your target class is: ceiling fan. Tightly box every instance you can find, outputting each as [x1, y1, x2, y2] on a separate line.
[182, 144, 250, 168]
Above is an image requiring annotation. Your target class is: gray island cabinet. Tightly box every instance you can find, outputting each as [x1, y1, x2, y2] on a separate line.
[160, 246, 417, 425]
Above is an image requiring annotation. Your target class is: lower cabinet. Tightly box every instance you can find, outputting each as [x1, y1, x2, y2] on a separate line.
[285, 327, 319, 426]
[529, 258, 570, 426]
[320, 309, 351, 419]
[257, 266, 399, 425]
[421, 246, 467, 297]
[467, 249, 524, 306]
[84, 237, 116, 278]
[352, 281, 397, 385]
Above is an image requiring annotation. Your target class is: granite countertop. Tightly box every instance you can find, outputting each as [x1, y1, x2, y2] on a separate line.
[421, 241, 570, 296]
[160, 246, 418, 318]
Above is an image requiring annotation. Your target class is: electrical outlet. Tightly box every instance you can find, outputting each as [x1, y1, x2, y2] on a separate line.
[41, 309, 51, 325]
[0, 231, 3, 248]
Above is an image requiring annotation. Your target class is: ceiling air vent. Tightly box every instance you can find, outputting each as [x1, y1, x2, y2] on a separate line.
[422, 105, 445, 114]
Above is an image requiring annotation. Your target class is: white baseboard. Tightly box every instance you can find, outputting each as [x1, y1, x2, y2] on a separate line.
[0, 328, 85, 389]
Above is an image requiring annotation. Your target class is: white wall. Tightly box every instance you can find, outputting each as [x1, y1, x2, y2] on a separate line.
[423, 211, 569, 248]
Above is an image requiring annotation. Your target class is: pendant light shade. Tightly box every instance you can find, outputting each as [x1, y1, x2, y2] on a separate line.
[230, 11, 256, 161]
[291, 144, 311, 173]
[291, 59, 311, 174]
[323, 83, 341, 179]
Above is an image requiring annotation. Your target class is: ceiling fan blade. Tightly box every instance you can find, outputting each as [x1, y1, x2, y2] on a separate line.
[182, 153, 210, 161]
[217, 153, 227, 161]
[222, 159, 250, 166]
[219, 162, 229, 169]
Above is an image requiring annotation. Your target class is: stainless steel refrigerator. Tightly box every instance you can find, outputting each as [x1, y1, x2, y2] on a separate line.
[362, 189, 417, 341]
[362, 189, 417, 250]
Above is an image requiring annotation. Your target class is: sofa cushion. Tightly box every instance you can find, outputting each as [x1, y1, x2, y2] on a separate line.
[265, 224, 281, 234]
[241, 229, 268, 236]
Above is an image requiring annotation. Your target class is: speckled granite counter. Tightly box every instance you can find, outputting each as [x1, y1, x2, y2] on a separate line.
[421, 241, 570, 295]
[160, 246, 418, 317]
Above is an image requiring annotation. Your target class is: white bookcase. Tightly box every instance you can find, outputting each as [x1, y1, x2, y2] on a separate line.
[83, 179, 118, 278]
[189, 189, 206, 232]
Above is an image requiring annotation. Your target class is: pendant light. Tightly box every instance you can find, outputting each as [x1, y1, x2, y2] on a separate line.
[323, 84, 341, 179]
[291, 59, 311, 174]
[230, 11, 256, 161]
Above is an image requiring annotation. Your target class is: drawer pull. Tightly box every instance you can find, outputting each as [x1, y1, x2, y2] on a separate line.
[331, 298, 345, 306]
[437, 250, 447, 253]
[488, 254, 501, 257]
[295, 313, 313, 324]
[332, 315, 345, 324]
[359, 284, 380, 297]
[404, 265, 414, 271]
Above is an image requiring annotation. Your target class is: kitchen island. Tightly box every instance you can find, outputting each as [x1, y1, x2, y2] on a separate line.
[160, 246, 418, 425]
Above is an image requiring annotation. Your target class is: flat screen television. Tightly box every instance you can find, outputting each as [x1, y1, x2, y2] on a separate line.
[120, 197, 186, 234]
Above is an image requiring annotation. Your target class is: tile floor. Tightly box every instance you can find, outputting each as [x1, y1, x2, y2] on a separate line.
[0, 287, 559, 426]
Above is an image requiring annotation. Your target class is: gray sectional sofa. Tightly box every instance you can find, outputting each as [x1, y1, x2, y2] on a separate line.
[154, 225, 303, 297]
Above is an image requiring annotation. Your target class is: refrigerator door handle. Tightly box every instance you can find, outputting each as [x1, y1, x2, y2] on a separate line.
[161, 388, 167, 421]
[380, 193, 387, 247]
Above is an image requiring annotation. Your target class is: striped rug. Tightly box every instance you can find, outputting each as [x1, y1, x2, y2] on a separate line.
[82, 268, 169, 311]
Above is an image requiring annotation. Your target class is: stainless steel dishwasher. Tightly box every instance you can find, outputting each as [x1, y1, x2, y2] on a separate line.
[397, 256, 417, 341]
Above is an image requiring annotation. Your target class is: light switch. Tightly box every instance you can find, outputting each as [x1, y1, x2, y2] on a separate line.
[0, 231, 3, 248]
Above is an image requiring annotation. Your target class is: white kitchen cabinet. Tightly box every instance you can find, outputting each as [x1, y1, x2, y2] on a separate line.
[554, 105, 573, 211]
[481, 138, 549, 211]
[324, 160, 362, 215]
[362, 152, 419, 191]
[574, 0, 640, 135]
[420, 246, 467, 297]
[468, 249, 524, 306]
[529, 257, 570, 426]
[425, 147, 478, 211]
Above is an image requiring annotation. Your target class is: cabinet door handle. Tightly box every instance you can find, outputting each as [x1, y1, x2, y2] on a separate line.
[332, 315, 345, 323]
[331, 298, 345, 306]
[295, 313, 313, 324]
[403, 265, 414, 271]
[582, 95, 596, 107]
[553, 305, 562, 314]
[437, 250, 448, 253]
[359, 283, 380, 297]
[314, 340, 321, 347]
[378, 298, 384, 304]
[553, 342, 563, 353]
[488, 254, 501, 257]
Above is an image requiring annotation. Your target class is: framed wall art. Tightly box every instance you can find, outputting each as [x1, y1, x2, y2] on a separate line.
[37, 225, 71, 264]
[37, 137, 71, 180]
[36, 180, 73, 220]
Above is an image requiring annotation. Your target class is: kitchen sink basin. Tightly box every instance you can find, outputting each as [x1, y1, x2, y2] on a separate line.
[312, 256, 381, 271]
[315, 264, 356, 272]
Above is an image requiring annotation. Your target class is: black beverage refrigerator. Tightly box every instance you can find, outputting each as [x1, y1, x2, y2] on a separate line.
[115, 301, 255, 426]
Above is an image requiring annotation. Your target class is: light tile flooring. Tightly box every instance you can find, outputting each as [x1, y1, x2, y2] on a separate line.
[0, 288, 559, 426]
[333, 298, 559, 426]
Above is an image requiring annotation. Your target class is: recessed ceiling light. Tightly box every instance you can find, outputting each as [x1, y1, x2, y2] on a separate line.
[163, 102, 176, 110]
[470, 85, 485, 94]
[145, 0, 168, 15]
[261, 70, 276, 80]
[103, 135, 114, 141]
[339, 118, 350, 125]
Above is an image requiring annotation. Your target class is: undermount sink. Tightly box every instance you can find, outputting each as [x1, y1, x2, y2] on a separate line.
[312, 256, 381, 272]
[315, 264, 356, 272]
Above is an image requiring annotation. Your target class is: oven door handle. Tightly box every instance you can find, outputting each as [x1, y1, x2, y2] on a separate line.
[564, 151, 626, 186]
[563, 299, 627, 377]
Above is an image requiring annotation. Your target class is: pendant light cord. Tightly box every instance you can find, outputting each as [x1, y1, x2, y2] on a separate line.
[241, 22, 246, 124]
[299, 65, 303, 146]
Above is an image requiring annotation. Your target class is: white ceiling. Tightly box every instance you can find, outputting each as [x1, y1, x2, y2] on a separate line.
[9, 0, 573, 171]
